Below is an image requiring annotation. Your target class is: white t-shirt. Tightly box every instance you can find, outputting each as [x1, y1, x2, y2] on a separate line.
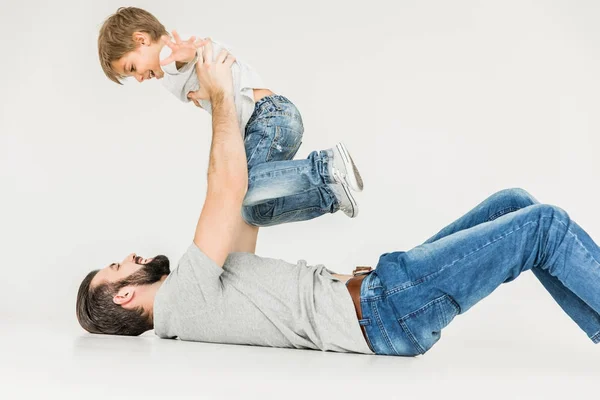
[160, 36, 266, 136]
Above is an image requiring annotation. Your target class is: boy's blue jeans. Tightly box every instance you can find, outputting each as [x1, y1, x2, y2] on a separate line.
[241, 95, 341, 227]
[359, 188, 600, 356]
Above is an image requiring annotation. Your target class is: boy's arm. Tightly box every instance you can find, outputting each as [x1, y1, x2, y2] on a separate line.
[161, 34, 255, 108]
[160, 32, 205, 103]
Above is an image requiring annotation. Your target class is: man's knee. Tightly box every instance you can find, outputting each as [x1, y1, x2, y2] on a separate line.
[529, 203, 569, 221]
[495, 187, 538, 207]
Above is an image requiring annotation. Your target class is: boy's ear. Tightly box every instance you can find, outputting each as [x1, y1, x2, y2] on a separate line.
[132, 32, 150, 46]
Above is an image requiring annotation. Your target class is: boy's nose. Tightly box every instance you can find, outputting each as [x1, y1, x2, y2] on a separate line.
[135, 74, 144, 83]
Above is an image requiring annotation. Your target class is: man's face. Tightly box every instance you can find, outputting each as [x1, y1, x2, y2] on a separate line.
[91, 253, 170, 288]
[111, 32, 165, 83]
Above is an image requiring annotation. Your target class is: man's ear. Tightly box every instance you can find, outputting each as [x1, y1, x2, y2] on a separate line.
[132, 32, 150, 46]
[113, 286, 136, 306]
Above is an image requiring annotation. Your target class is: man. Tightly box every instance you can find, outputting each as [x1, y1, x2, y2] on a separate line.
[77, 42, 600, 356]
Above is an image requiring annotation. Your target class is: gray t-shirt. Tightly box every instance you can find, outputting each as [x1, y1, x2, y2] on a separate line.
[153, 243, 374, 354]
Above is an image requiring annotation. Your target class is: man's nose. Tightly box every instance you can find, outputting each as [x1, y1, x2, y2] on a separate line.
[124, 253, 136, 263]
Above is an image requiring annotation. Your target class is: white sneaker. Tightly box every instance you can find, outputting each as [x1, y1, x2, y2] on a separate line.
[328, 142, 364, 192]
[329, 183, 359, 218]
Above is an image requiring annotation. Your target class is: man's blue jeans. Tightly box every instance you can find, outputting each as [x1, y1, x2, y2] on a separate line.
[241, 95, 341, 227]
[360, 188, 600, 356]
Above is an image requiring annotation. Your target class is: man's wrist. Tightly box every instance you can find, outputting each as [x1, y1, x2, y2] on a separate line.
[209, 90, 234, 106]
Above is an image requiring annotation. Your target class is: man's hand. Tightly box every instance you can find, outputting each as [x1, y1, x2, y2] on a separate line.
[187, 40, 236, 104]
[160, 30, 207, 67]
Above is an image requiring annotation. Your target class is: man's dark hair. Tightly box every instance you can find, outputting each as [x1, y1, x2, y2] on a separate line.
[76, 256, 170, 336]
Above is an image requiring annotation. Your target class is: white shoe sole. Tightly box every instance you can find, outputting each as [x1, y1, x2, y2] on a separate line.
[336, 142, 364, 192]
[340, 183, 359, 218]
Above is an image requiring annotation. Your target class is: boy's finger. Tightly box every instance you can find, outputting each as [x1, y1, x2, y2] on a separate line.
[187, 36, 196, 44]
[194, 38, 209, 48]
[224, 55, 236, 67]
[162, 37, 175, 49]
[172, 30, 182, 44]
[216, 50, 228, 64]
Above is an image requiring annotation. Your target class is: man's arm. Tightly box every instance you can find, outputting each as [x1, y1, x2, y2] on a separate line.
[191, 42, 257, 266]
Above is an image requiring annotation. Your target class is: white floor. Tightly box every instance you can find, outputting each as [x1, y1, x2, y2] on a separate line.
[2, 316, 598, 400]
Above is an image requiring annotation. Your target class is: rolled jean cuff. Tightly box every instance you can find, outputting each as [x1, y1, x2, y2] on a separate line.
[317, 149, 335, 184]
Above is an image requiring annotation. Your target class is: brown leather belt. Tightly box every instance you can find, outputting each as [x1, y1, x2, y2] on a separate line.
[346, 266, 373, 352]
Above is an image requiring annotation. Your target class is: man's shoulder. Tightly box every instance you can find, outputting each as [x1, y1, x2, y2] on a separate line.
[178, 242, 225, 278]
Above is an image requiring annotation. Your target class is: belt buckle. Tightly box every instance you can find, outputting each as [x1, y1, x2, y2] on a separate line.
[352, 266, 372, 276]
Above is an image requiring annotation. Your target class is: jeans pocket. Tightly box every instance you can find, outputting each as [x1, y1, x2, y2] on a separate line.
[398, 294, 460, 355]
[266, 126, 304, 162]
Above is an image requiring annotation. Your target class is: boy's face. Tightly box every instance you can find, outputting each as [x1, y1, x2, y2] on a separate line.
[111, 32, 165, 83]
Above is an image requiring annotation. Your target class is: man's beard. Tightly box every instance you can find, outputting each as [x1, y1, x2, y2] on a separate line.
[113, 255, 171, 291]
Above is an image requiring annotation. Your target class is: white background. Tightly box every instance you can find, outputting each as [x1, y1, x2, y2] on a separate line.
[1, 0, 599, 398]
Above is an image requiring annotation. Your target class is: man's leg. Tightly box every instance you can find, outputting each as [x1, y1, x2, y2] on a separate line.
[414, 188, 600, 346]
[241, 95, 356, 226]
[364, 199, 600, 355]
[420, 188, 541, 244]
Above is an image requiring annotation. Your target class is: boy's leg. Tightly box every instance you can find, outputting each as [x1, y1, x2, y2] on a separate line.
[242, 151, 340, 226]
[412, 188, 600, 345]
[241, 95, 352, 226]
[243, 95, 304, 168]
[368, 202, 600, 355]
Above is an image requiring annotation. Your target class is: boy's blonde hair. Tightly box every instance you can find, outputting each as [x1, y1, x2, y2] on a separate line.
[98, 7, 168, 84]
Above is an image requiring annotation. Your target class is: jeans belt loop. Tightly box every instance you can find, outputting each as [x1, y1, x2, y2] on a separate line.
[270, 94, 283, 111]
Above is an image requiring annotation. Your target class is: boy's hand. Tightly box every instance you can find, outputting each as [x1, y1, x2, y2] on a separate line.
[160, 30, 208, 66]
[188, 41, 235, 103]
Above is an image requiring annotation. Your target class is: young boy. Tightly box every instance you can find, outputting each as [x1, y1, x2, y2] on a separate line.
[98, 7, 365, 225]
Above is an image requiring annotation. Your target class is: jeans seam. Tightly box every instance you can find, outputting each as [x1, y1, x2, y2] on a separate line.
[437, 298, 448, 327]
[248, 166, 310, 182]
[254, 206, 325, 223]
[399, 319, 425, 355]
[556, 219, 600, 283]
[371, 301, 399, 355]
[246, 132, 273, 167]
[265, 126, 303, 162]
[385, 217, 552, 297]
[446, 294, 462, 315]
[265, 125, 281, 162]
[487, 206, 522, 221]
[398, 296, 440, 320]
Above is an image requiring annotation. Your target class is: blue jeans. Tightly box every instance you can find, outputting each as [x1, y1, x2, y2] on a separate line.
[241, 95, 341, 227]
[359, 188, 600, 356]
